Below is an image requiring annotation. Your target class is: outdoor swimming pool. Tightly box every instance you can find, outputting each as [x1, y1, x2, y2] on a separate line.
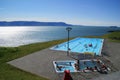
[53, 59, 109, 73]
[51, 38, 104, 56]
[79, 59, 101, 71]
[53, 61, 77, 73]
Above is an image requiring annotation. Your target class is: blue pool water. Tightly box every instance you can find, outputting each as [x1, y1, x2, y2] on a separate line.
[79, 60, 99, 70]
[53, 61, 76, 73]
[53, 60, 104, 73]
[51, 38, 104, 55]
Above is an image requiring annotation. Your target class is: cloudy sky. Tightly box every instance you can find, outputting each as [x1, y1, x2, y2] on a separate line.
[0, 0, 120, 26]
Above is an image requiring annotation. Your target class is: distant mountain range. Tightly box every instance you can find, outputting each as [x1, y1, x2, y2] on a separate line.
[0, 21, 73, 26]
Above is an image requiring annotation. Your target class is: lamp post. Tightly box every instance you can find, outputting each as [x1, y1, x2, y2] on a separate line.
[66, 27, 72, 56]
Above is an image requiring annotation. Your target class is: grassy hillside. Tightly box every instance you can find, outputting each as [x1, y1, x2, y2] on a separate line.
[0, 39, 68, 80]
[0, 31, 120, 80]
[85, 31, 120, 42]
[102, 31, 120, 42]
[108, 32, 120, 40]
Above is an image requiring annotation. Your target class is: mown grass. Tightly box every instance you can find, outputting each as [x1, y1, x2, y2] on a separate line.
[108, 32, 120, 41]
[102, 31, 120, 42]
[0, 39, 69, 80]
[85, 31, 120, 42]
[0, 31, 120, 80]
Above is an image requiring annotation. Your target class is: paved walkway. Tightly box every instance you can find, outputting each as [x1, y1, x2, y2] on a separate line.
[8, 49, 74, 80]
[92, 71, 120, 80]
[8, 39, 120, 80]
[91, 40, 120, 80]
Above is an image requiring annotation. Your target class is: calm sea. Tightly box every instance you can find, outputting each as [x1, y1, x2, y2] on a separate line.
[0, 26, 119, 47]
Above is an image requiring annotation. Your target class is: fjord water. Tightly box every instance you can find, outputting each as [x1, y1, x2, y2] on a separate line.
[0, 26, 119, 47]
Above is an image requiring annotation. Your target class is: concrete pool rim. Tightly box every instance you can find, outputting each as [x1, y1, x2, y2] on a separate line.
[51, 37, 104, 56]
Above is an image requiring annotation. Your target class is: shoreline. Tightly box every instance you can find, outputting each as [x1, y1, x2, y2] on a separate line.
[1, 26, 120, 47]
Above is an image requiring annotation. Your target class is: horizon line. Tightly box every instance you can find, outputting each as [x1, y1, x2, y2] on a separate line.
[0, 20, 119, 27]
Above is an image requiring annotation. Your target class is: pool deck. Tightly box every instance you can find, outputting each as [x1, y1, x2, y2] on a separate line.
[8, 48, 74, 80]
[92, 71, 120, 80]
[8, 39, 120, 80]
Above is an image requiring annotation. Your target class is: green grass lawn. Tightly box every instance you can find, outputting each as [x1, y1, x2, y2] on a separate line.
[0, 31, 120, 80]
[0, 39, 68, 80]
